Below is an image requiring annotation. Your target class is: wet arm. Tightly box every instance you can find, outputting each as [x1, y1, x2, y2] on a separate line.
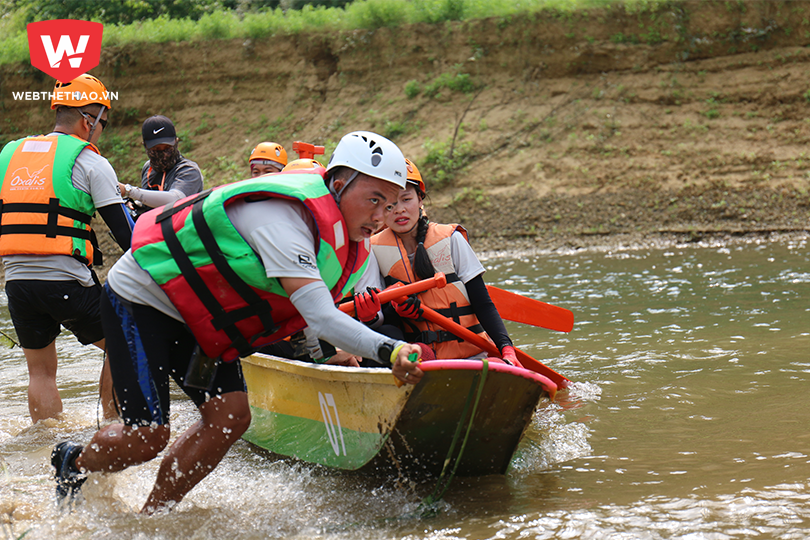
[283, 278, 404, 362]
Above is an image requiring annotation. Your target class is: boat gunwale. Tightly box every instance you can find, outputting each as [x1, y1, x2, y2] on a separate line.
[243, 353, 395, 385]
[243, 354, 555, 396]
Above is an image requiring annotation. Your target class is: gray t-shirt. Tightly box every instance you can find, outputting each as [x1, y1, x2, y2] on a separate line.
[134, 156, 203, 209]
[2, 133, 124, 287]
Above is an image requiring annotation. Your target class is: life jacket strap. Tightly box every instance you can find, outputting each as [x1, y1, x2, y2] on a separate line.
[0, 197, 99, 265]
[155, 189, 213, 223]
[159, 193, 278, 358]
[191, 198, 278, 337]
[407, 325, 485, 345]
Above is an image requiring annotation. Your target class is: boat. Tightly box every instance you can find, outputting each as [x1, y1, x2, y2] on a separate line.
[241, 353, 557, 477]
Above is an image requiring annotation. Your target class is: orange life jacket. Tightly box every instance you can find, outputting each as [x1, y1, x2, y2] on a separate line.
[0, 134, 101, 265]
[371, 223, 493, 359]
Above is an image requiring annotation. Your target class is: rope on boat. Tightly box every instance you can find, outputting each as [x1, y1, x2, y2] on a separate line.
[419, 358, 489, 517]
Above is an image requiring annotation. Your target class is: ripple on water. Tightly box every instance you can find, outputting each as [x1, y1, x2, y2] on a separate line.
[2, 238, 809, 538]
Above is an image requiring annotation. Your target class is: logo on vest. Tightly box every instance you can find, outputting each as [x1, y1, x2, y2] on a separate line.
[8, 165, 50, 191]
[434, 244, 453, 269]
[27, 20, 103, 81]
[297, 254, 317, 270]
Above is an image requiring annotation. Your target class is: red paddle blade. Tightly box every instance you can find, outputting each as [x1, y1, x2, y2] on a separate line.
[514, 349, 569, 389]
[487, 286, 574, 333]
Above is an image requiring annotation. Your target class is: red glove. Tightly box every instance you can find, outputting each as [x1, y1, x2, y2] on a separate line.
[393, 295, 423, 319]
[354, 287, 381, 323]
[501, 345, 518, 366]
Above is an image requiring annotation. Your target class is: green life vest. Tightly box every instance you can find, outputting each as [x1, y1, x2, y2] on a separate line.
[131, 172, 369, 361]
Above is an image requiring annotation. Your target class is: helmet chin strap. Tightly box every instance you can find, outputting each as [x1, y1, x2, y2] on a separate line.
[86, 105, 106, 140]
[328, 169, 359, 204]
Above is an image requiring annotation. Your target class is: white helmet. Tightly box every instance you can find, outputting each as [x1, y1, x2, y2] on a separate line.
[326, 131, 407, 189]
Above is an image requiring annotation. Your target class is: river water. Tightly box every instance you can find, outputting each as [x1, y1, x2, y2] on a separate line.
[0, 234, 808, 539]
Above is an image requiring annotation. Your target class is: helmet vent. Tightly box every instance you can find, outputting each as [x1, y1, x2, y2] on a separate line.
[371, 147, 383, 166]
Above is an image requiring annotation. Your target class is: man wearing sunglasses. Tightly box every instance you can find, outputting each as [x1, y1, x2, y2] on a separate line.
[0, 72, 133, 424]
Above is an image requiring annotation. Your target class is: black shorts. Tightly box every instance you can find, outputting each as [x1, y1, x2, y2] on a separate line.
[100, 284, 247, 427]
[6, 279, 104, 349]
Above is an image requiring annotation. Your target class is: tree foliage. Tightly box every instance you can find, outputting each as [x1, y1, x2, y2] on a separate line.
[10, 0, 353, 25]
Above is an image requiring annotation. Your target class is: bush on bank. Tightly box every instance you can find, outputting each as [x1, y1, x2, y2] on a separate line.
[0, 0, 668, 65]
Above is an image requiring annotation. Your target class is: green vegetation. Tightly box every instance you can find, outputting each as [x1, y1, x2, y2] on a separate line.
[202, 155, 245, 185]
[452, 187, 489, 206]
[94, 130, 148, 185]
[421, 132, 474, 188]
[424, 69, 478, 98]
[0, 0, 673, 65]
[404, 80, 422, 99]
[405, 66, 480, 100]
[382, 118, 421, 139]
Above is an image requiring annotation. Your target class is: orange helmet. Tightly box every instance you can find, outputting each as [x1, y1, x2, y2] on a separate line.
[249, 142, 288, 169]
[405, 158, 425, 194]
[282, 158, 325, 172]
[51, 73, 112, 110]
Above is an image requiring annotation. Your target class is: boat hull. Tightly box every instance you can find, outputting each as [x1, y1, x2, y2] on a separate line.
[241, 354, 554, 476]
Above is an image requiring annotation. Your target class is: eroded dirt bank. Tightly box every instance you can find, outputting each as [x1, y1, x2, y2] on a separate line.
[1, 0, 809, 259]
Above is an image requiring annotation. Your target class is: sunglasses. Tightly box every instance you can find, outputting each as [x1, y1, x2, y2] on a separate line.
[80, 110, 108, 130]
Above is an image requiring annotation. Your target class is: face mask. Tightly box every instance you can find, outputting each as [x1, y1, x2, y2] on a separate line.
[147, 145, 179, 172]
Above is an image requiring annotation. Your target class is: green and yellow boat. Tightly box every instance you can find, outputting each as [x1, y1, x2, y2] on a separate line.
[241, 354, 556, 476]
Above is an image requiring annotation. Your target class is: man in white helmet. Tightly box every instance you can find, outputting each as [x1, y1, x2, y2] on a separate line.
[52, 131, 424, 514]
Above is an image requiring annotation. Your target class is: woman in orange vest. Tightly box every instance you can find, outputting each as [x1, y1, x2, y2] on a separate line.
[354, 159, 518, 364]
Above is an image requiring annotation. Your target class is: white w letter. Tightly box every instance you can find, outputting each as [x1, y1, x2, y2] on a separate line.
[40, 35, 89, 69]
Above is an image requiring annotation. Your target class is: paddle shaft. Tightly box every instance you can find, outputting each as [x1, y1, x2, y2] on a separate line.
[487, 286, 574, 333]
[413, 303, 570, 389]
[339, 273, 447, 316]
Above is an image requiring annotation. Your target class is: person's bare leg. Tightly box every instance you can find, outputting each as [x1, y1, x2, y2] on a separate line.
[25, 340, 61, 422]
[91, 339, 117, 420]
[142, 391, 251, 514]
[76, 422, 171, 473]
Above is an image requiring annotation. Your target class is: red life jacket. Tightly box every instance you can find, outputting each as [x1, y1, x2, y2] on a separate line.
[131, 173, 369, 361]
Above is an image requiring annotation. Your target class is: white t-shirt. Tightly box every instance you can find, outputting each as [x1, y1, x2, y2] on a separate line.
[1, 133, 124, 286]
[355, 230, 485, 293]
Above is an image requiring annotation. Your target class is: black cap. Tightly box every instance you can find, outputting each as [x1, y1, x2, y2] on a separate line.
[142, 115, 177, 149]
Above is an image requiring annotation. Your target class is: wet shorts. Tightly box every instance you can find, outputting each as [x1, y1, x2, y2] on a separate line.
[6, 279, 104, 349]
[100, 283, 247, 427]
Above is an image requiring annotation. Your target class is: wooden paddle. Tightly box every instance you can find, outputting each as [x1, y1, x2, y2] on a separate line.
[406, 301, 570, 390]
[487, 286, 574, 333]
[339, 273, 448, 317]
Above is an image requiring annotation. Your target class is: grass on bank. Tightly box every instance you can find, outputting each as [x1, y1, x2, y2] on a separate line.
[0, 0, 669, 65]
